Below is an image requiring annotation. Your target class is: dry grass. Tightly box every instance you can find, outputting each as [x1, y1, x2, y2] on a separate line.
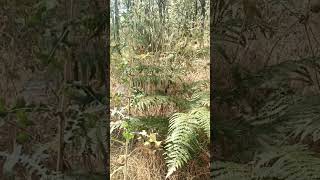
[110, 142, 210, 180]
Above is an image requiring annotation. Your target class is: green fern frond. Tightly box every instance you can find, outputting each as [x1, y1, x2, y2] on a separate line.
[190, 91, 210, 108]
[0, 145, 56, 179]
[189, 107, 210, 138]
[284, 96, 320, 142]
[245, 90, 293, 126]
[165, 107, 210, 178]
[213, 144, 320, 180]
[254, 144, 320, 179]
[132, 95, 174, 112]
[64, 116, 85, 144]
[247, 92, 320, 143]
[165, 113, 199, 178]
[212, 161, 252, 180]
[79, 117, 106, 155]
[244, 57, 320, 89]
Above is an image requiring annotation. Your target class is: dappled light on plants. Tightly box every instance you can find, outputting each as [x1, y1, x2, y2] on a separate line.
[110, 0, 210, 179]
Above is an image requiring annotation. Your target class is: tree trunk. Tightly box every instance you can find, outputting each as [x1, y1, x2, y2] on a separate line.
[200, 0, 206, 29]
[193, 0, 198, 28]
[57, 0, 74, 173]
[114, 0, 120, 42]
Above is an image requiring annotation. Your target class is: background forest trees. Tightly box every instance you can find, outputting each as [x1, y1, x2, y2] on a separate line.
[0, 0, 108, 179]
[110, 0, 210, 179]
[213, 0, 320, 179]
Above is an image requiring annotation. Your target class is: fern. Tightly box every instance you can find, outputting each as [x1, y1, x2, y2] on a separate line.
[245, 89, 294, 126]
[63, 102, 107, 163]
[254, 144, 320, 179]
[282, 95, 320, 142]
[213, 145, 320, 180]
[165, 106, 210, 178]
[212, 161, 252, 180]
[190, 91, 210, 108]
[213, 53, 320, 179]
[0, 145, 59, 179]
[212, 1, 320, 179]
[243, 57, 320, 89]
[132, 95, 174, 112]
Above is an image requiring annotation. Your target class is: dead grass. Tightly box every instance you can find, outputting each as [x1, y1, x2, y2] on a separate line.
[110, 143, 210, 180]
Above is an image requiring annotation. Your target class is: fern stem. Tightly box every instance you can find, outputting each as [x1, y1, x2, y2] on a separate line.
[124, 138, 129, 180]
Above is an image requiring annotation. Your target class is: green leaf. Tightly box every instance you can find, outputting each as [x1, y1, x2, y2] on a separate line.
[0, 97, 6, 113]
[16, 132, 31, 144]
[122, 131, 134, 140]
[16, 110, 34, 128]
[1, 145, 22, 175]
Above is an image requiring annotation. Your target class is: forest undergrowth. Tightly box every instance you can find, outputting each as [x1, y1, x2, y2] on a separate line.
[213, 0, 320, 179]
[110, 0, 210, 179]
[0, 1, 109, 179]
[110, 49, 210, 180]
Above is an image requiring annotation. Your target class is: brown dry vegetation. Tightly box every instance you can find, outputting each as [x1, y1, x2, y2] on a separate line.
[110, 143, 210, 180]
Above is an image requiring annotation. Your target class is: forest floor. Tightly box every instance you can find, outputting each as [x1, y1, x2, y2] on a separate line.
[110, 41, 210, 180]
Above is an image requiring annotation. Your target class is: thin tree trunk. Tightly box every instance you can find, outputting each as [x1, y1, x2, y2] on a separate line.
[57, 0, 74, 173]
[104, 0, 110, 177]
[200, 0, 206, 29]
[114, 0, 120, 42]
[158, 0, 163, 22]
[193, 0, 198, 28]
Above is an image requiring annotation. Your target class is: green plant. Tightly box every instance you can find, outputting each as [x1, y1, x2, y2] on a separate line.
[0, 145, 58, 179]
[165, 106, 210, 178]
[212, 0, 320, 178]
[110, 0, 210, 179]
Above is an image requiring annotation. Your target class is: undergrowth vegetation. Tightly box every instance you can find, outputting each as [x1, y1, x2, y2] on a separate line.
[213, 0, 320, 179]
[0, 0, 108, 179]
[110, 0, 210, 179]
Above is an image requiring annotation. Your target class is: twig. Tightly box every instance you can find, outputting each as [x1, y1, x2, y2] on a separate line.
[4, 118, 39, 142]
[304, 23, 320, 92]
[110, 166, 124, 178]
[124, 138, 129, 180]
[308, 23, 320, 55]
[111, 137, 125, 146]
[264, 19, 299, 67]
